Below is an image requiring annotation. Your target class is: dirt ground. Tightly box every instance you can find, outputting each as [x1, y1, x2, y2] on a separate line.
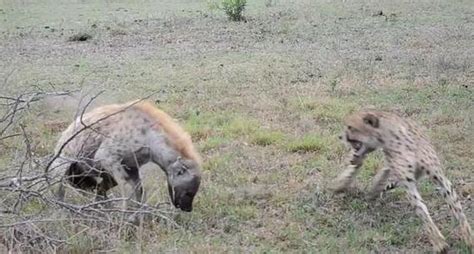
[0, 0, 473, 252]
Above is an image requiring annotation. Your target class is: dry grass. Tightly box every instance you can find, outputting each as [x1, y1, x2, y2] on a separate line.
[0, 0, 473, 252]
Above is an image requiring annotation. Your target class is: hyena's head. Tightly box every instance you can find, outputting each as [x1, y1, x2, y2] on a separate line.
[339, 111, 383, 158]
[167, 158, 201, 212]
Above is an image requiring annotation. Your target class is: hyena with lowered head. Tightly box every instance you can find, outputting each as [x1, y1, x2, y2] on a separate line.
[48, 100, 202, 213]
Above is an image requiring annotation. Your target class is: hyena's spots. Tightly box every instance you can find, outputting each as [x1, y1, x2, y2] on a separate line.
[50, 100, 202, 217]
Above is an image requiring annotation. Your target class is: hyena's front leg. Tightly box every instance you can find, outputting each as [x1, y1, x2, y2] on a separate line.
[55, 179, 67, 201]
[367, 163, 398, 200]
[94, 149, 135, 211]
[331, 150, 365, 193]
[331, 164, 361, 193]
[121, 165, 147, 224]
[122, 164, 145, 204]
[46, 158, 71, 202]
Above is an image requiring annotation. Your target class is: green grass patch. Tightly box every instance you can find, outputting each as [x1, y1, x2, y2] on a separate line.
[250, 129, 285, 146]
[291, 97, 358, 124]
[184, 111, 232, 140]
[185, 111, 261, 140]
[222, 116, 260, 137]
[285, 133, 330, 153]
[357, 153, 383, 182]
[359, 84, 473, 115]
[202, 153, 234, 171]
[200, 136, 230, 151]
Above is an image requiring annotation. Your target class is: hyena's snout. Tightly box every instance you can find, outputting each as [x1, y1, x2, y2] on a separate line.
[174, 191, 195, 212]
[169, 175, 201, 212]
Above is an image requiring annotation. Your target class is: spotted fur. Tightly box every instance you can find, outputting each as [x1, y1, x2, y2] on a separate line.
[49, 100, 202, 217]
[332, 110, 473, 253]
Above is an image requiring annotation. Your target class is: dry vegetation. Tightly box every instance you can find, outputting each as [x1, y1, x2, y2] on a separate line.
[0, 0, 473, 252]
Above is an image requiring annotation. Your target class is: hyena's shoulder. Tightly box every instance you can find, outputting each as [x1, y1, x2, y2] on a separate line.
[132, 100, 202, 165]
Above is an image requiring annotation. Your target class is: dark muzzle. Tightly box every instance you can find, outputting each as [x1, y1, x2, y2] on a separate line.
[174, 192, 195, 212]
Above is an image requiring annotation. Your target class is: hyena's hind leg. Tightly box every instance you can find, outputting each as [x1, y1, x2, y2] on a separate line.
[94, 171, 118, 207]
[50, 162, 91, 202]
[402, 180, 448, 253]
[430, 171, 474, 249]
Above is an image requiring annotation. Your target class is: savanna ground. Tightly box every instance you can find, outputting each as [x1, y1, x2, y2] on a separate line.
[0, 0, 473, 253]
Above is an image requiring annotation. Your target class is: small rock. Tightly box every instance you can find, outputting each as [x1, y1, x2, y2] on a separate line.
[373, 10, 384, 16]
[375, 56, 382, 61]
[68, 33, 92, 42]
[461, 183, 473, 198]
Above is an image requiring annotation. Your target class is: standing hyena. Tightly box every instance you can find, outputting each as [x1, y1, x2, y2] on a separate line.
[332, 110, 473, 253]
[48, 100, 202, 213]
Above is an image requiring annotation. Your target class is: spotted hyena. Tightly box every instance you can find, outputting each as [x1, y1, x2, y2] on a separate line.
[332, 110, 473, 253]
[49, 100, 202, 213]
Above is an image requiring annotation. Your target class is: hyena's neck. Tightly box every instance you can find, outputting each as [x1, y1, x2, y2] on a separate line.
[148, 132, 182, 172]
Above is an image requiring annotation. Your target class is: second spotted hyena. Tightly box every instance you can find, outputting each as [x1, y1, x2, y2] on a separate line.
[333, 110, 473, 252]
[49, 100, 202, 212]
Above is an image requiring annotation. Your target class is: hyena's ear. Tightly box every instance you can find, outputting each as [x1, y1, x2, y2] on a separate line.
[363, 113, 379, 128]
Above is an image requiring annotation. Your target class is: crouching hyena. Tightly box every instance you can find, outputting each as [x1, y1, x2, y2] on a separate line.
[48, 100, 202, 214]
[332, 110, 473, 253]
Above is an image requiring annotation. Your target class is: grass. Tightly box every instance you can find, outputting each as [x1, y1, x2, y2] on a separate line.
[291, 96, 358, 124]
[251, 130, 285, 146]
[0, 0, 473, 253]
[285, 134, 330, 153]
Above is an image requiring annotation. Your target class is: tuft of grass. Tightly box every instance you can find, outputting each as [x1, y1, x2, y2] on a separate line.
[221, 0, 247, 21]
[66, 234, 98, 254]
[250, 130, 285, 146]
[202, 153, 234, 171]
[200, 136, 230, 152]
[286, 134, 330, 153]
[222, 116, 260, 137]
[185, 112, 260, 140]
[348, 199, 369, 212]
[293, 97, 358, 124]
[184, 111, 229, 140]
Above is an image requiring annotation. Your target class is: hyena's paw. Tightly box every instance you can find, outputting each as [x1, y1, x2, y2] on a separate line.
[459, 225, 474, 251]
[329, 181, 350, 194]
[366, 190, 382, 201]
[434, 242, 449, 254]
[368, 181, 398, 201]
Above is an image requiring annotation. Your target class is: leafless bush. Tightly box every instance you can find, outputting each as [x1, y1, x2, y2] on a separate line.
[0, 89, 177, 253]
